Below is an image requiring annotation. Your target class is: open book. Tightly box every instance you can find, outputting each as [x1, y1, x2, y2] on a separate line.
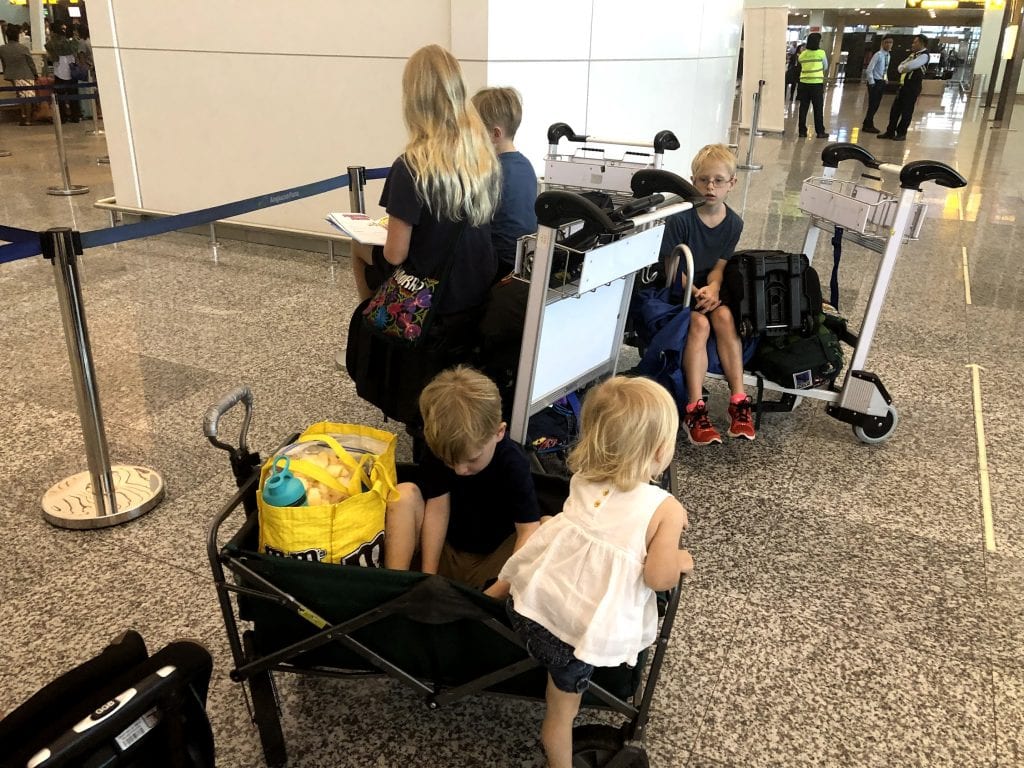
[326, 212, 389, 246]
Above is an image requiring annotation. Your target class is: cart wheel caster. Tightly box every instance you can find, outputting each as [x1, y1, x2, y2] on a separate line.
[853, 405, 899, 444]
[572, 724, 648, 767]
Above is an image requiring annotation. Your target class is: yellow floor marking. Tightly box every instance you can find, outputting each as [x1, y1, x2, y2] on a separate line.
[968, 364, 996, 552]
[962, 245, 972, 305]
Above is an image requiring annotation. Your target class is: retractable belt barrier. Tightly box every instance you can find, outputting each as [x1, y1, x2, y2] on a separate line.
[0, 163, 389, 530]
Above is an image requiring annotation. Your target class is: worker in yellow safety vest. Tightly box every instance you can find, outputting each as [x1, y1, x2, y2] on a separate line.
[797, 32, 829, 139]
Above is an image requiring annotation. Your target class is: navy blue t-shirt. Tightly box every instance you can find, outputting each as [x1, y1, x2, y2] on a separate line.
[659, 205, 744, 291]
[491, 151, 538, 270]
[416, 432, 539, 554]
[380, 156, 498, 314]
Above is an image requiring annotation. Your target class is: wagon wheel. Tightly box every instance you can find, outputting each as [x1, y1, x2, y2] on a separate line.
[572, 724, 649, 768]
[243, 631, 287, 767]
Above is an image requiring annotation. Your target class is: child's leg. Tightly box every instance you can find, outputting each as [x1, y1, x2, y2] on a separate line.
[709, 305, 745, 397]
[683, 311, 711, 406]
[384, 482, 424, 570]
[350, 242, 376, 301]
[540, 675, 583, 768]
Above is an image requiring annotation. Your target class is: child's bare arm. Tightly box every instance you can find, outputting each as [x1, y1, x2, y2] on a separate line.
[420, 494, 450, 574]
[643, 497, 688, 591]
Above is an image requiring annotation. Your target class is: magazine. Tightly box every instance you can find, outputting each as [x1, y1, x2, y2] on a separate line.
[326, 212, 389, 246]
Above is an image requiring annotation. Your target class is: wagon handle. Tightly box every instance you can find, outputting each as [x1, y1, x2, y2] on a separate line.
[204, 385, 253, 455]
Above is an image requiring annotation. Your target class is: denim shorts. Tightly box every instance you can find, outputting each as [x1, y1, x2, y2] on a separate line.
[507, 600, 594, 694]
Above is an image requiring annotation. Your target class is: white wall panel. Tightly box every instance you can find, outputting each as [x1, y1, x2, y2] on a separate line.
[484, 61, 590, 177]
[486, 0, 592, 61]
[690, 57, 739, 155]
[591, 0, 703, 60]
[585, 60, 700, 179]
[700, 0, 744, 59]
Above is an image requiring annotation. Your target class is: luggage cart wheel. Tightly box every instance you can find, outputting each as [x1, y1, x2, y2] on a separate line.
[852, 404, 899, 445]
[572, 724, 649, 767]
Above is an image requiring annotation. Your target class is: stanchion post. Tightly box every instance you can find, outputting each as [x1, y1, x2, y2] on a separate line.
[737, 80, 765, 172]
[47, 92, 89, 196]
[40, 228, 165, 529]
[86, 72, 104, 136]
[348, 165, 366, 213]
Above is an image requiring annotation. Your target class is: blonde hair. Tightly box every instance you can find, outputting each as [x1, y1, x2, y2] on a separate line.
[568, 377, 678, 491]
[402, 45, 501, 227]
[471, 87, 523, 140]
[691, 143, 737, 179]
[419, 366, 503, 466]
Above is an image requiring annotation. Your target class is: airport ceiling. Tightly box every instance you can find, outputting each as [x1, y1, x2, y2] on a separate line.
[788, 7, 985, 26]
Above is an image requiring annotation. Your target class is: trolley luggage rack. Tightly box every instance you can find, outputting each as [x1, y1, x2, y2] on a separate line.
[724, 142, 967, 443]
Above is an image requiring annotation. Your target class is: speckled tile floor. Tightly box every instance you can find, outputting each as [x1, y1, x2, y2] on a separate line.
[0, 82, 1022, 767]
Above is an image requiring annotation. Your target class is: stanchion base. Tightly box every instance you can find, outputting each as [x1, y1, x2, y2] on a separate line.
[47, 185, 91, 197]
[0, 150, 12, 158]
[86, 129, 105, 136]
[42, 465, 165, 530]
[736, 164, 763, 171]
[334, 349, 346, 372]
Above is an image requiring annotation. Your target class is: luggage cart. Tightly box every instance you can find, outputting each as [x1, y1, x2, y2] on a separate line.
[732, 143, 967, 443]
[509, 168, 705, 444]
[515, 123, 681, 283]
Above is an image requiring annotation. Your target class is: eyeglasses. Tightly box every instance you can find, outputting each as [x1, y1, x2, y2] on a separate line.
[695, 176, 734, 189]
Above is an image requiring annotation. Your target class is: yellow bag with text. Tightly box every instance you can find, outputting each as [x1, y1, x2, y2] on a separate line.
[257, 422, 398, 566]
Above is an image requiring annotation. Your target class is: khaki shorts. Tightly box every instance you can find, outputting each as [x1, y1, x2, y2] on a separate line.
[437, 532, 516, 590]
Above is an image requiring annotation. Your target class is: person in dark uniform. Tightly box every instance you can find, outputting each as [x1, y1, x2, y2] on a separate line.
[878, 35, 930, 142]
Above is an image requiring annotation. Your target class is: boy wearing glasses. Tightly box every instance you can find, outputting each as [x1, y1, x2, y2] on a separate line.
[658, 144, 753, 445]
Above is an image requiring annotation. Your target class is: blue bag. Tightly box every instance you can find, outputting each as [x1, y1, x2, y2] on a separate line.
[634, 287, 758, 411]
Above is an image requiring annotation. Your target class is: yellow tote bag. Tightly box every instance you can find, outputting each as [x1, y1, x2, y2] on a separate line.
[257, 422, 398, 566]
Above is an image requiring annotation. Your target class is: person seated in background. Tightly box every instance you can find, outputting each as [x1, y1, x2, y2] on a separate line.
[471, 86, 538, 276]
[0, 24, 38, 126]
[658, 143, 752, 445]
[384, 366, 540, 595]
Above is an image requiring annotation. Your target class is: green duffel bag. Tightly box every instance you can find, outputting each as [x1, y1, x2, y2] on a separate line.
[753, 314, 844, 390]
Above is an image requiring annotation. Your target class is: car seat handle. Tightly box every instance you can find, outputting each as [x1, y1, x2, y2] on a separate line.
[899, 160, 967, 190]
[820, 142, 880, 170]
[204, 385, 253, 455]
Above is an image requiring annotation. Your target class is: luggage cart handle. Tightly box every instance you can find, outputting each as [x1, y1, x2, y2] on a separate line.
[204, 385, 253, 454]
[546, 122, 680, 154]
[630, 169, 705, 205]
[821, 142, 881, 170]
[899, 160, 967, 191]
[535, 191, 634, 235]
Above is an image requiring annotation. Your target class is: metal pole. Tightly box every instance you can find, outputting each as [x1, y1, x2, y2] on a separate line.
[40, 228, 165, 529]
[47, 92, 89, 196]
[209, 222, 220, 263]
[737, 80, 765, 171]
[984, 0, 1018, 108]
[992, 0, 1024, 128]
[85, 70, 104, 136]
[348, 165, 366, 213]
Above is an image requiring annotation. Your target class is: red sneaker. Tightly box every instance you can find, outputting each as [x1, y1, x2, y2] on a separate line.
[685, 402, 722, 446]
[727, 396, 756, 440]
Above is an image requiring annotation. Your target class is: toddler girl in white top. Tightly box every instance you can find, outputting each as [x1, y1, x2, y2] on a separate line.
[498, 376, 693, 768]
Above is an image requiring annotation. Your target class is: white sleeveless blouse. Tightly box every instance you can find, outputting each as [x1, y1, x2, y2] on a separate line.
[499, 475, 669, 667]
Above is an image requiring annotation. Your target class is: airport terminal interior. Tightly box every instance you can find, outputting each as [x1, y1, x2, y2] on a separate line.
[1, 2, 1024, 767]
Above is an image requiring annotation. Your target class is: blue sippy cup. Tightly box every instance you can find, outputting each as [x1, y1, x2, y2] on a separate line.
[263, 455, 307, 507]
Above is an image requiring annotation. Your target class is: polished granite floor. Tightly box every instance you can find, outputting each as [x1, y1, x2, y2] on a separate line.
[0, 82, 1022, 767]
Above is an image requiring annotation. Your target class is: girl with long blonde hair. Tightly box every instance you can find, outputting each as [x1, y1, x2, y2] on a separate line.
[351, 44, 501, 319]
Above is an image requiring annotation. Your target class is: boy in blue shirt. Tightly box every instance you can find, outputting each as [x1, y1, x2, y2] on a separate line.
[471, 87, 538, 274]
[659, 144, 753, 445]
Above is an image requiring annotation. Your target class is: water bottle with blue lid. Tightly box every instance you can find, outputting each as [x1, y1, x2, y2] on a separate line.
[262, 455, 307, 507]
